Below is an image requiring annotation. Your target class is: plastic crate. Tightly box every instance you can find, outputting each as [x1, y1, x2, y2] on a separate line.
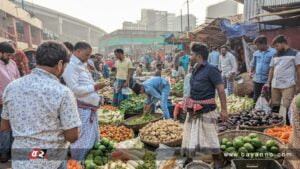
[231, 159, 283, 169]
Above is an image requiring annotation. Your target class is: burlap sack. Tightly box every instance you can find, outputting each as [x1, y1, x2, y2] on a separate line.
[233, 73, 253, 97]
[283, 97, 300, 169]
[290, 98, 300, 153]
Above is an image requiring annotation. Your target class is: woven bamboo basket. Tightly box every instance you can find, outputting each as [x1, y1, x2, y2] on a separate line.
[99, 126, 135, 142]
[218, 130, 285, 162]
[218, 130, 284, 148]
[124, 113, 163, 133]
[238, 118, 285, 132]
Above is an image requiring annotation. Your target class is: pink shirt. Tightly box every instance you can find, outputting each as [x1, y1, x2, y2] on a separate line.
[0, 59, 20, 103]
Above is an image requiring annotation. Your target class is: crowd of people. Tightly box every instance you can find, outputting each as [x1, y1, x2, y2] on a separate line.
[0, 34, 299, 169]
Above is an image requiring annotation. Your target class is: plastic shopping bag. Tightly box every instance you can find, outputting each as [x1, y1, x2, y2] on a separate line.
[255, 95, 271, 113]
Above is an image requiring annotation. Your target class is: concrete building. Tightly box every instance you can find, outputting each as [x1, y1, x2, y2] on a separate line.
[167, 13, 176, 31]
[122, 9, 197, 32]
[0, 0, 42, 49]
[122, 21, 146, 31]
[206, 0, 243, 22]
[141, 9, 168, 31]
[174, 14, 197, 32]
[13, 0, 106, 51]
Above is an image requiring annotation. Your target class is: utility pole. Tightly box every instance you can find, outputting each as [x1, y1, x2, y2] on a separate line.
[187, 0, 190, 31]
[180, 9, 183, 33]
[22, 0, 25, 9]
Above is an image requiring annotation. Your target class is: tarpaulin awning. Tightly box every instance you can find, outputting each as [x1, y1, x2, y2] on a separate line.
[219, 19, 258, 39]
[161, 33, 174, 39]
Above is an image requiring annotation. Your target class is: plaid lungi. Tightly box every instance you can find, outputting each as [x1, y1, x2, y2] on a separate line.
[181, 110, 220, 158]
[70, 108, 99, 162]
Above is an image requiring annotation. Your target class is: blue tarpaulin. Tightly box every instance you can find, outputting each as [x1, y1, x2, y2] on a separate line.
[161, 33, 174, 39]
[219, 19, 258, 39]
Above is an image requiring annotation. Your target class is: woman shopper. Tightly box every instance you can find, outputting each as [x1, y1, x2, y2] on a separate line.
[181, 42, 228, 168]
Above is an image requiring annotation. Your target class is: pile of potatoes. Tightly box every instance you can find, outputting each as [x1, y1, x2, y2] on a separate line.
[140, 120, 183, 143]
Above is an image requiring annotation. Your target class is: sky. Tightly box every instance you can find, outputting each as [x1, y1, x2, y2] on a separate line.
[27, 0, 238, 33]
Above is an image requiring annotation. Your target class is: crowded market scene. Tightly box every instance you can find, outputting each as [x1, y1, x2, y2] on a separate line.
[0, 0, 300, 169]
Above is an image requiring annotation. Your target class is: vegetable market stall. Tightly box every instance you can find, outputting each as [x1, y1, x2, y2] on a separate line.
[78, 84, 290, 169]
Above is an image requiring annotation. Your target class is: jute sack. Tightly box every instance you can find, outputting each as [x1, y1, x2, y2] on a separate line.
[283, 97, 300, 169]
[233, 73, 253, 97]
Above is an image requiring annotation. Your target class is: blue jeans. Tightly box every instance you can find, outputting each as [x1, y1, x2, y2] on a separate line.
[0, 106, 13, 154]
[160, 84, 171, 119]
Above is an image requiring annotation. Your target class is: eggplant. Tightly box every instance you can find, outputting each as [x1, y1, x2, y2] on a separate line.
[242, 117, 250, 121]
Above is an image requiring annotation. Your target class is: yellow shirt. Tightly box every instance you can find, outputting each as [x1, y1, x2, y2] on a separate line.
[115, 58, 133, 80]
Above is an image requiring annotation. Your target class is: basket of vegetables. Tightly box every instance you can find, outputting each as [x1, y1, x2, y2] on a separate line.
[67, 160, 82, 169]
[264, 125, 292, 144]
[218, 130, 285, 161]
[100, 125, 134, 143]
[236, 110, 284, 132]
[124, 113, 163, 132]
[98, 105, 124, 126]
[170, 80, 184, 97]
[216, 95, 254, 115]
[140, 120, 183, 147]
[120, 95, 145, 119]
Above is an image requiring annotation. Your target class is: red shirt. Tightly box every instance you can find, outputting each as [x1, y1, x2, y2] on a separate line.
[105, 60, 114, 68]
[11, 49, 30, 76]
[0, 59, 20, 103]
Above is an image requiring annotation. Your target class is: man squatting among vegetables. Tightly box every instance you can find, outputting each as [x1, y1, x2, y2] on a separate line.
[132, 76, 171, 119]
[181, 42, 228, 168]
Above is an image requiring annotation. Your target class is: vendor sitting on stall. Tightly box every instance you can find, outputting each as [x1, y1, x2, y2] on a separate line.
[132, 76, 171, 119]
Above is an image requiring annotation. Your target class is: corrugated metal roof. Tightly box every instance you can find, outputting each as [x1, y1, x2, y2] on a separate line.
[263, 0, 300, 6]
[243, 0, 300, 21]
[243, 0, 281, 22]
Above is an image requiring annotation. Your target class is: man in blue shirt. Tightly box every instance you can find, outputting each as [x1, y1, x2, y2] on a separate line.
[208, 47, 220, 68]
[132, 77, 171, 119]
[179, 53, 190, 72]
[250, 35, 276, 103]
[143, 53, 152, 71]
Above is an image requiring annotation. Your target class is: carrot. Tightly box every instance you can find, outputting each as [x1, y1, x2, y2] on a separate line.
[280, 133, 290, 139]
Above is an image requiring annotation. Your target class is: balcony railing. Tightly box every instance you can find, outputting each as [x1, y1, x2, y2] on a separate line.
[17, 33, 26, 42]
[0, 27, 17, 41]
